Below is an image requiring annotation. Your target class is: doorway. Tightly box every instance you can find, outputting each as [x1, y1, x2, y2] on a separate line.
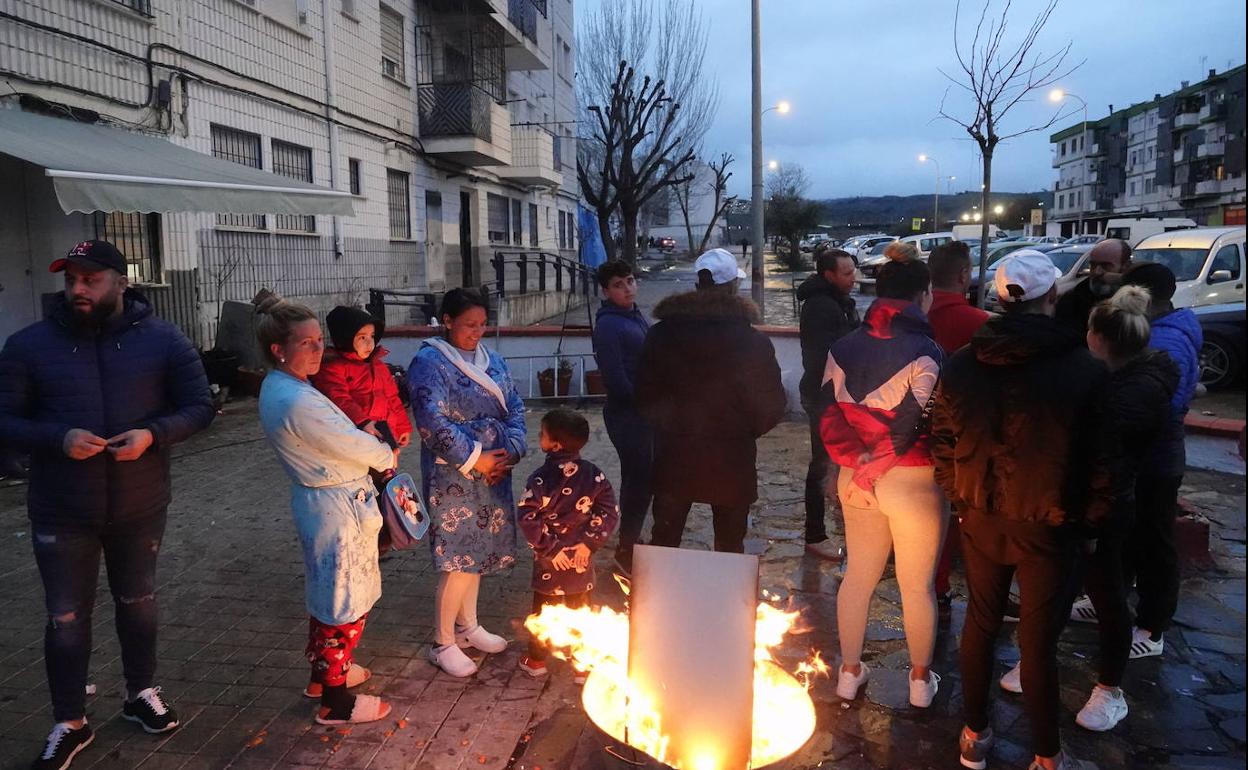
[459, 190, 473, 288]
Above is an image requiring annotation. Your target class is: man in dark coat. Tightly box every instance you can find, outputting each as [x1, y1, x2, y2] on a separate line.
[0, 241, 214, 769]
[796, 247, 859, 559]
[635, 248, 786, 553]
[1055, 238, 1132, 336]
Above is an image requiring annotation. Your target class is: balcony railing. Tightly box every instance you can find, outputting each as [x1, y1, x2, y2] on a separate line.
[1197, 141, 1226, 158]
[1174, 112, 1200, 129]
[508, 0, 538, 42]
[417, 83, 495, 141]
[1199, 103, 1227, 123]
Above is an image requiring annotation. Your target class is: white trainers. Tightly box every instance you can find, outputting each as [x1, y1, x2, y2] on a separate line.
[429, 643, 478, 677]
[835, 662, 869, 700]
[999, 662, 1023, 694]
[1128, 628, 1164, 659]
[909, 671, 940, 708]
[1069, 596, 1098, 624]
[1076, 686, 1128, 732]
[456, 624, 508, 654]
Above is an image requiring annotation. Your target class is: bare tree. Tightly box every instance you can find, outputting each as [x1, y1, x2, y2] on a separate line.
[765, 163, 820, 271]
[674, 153, 737, 256]
[577, 0, 719, 263]
[939, 0, 1081, 306]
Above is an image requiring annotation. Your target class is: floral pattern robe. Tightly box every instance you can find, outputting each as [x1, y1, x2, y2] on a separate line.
[408, 340, 526, 575]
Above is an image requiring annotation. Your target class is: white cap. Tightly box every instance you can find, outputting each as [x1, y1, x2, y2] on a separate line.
[694, 248, 747, 284]
[995, 249, 1063, 303]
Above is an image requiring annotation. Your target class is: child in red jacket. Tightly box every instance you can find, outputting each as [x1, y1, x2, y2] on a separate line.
[312, 306, 412, 452]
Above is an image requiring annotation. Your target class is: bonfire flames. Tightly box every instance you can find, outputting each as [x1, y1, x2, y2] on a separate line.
[524, 599, 827, 769]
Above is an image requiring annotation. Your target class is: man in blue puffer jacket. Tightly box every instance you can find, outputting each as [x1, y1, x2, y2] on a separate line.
[1118, 263, 1201, 660]
[0, 241, 214, 769]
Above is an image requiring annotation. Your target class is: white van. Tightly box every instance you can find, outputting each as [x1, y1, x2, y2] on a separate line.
[953, 224, 1007, 242]
[1105, 217, 1196, 247]
[900, 232, 955, 257]
[1132, 227, 1246, 308]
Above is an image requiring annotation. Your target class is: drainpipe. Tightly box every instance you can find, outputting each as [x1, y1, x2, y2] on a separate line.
[320, 0, 344, 258]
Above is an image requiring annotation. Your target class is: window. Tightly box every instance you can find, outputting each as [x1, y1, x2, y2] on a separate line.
[1144, 178, 1154, 195]
[528, 203, 539, 247]
[93, 212, 161, 283]
[1058, 193, 1065, 209]
[555, 34, 563, 78]
[211, 125, 265, 229]
[380, 4, 405, 82]
[342, 0, 356, 16]
[561, 41, 572, 80]
[1129, 150, 1137, 166]
[1147, 145, 1155, 161]
[348, 158, 361, 196]
[487, 193, 510, 243]
[110, 0, 153, 15]
[1060, 141, 1066, 156]
[1129, 181, 1137, 196]
[1208, 244, 1241, 283]
[386, 169, 410, 239]
[511, 199, 523, 246]
[272, 140, 315, 232]
[557, 211, 566, 249]
[1077, 190, 1082, 206]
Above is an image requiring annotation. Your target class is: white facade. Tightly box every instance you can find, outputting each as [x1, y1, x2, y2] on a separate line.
[0, 0, 580, 345]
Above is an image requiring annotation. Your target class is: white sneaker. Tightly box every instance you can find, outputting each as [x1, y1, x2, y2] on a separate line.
[1069, 596, 1098, 624]
[999, 662, 1022, 694]
[1128, 628, 1164, 659]
[456, 624, 508, 654]
[429, 644, 478, 677]
[835, 662, 869, 700]
[1076, 686, 1128, 732]
[909, 671, 940, 708]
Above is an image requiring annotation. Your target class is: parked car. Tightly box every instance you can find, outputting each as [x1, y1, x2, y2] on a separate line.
[967, 241, 1066, 304]
[1025, 235, 1066, 244]
[899, 232, 955, 257]
[655, 236, 676, 252]
[839, 234, 890, 259]
[1193, 302, 1246, 389]
[1132, 227, 1246, 308]
[856, 232, 956, 291]
[1106, 217, 1197, 247]
[853, 235, 898, 262]
[981, 244, 1093, 310]
[1064, 234, 1104, 245]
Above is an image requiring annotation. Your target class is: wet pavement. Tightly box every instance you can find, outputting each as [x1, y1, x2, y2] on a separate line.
[0, 403, 1243, 770]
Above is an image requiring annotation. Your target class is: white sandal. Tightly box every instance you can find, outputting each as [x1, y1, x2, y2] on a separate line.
[314, 694, 392, 725]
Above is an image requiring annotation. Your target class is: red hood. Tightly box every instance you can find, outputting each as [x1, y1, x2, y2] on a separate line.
[329, 345, 390, 364]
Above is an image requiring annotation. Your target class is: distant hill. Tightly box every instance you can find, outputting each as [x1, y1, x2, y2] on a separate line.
[814, 191, 1053, 234]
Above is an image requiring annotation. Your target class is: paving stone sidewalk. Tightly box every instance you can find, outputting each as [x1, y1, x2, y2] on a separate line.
[0, 402, 1243, 770]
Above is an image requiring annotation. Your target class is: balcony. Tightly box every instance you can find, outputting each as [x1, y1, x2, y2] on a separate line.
[1087, 143, 1103, 156]
[496, 126, 562, 186]
[1199, 103, 1227, 123]
[418, 83, 513, 166]
[1197, 141, 1226, 158]
[1173, 146, 1186, 163]
[1195, 179, 1223, 196]
[1173, 112, 1200, 130]
[485, 0, 550, 70]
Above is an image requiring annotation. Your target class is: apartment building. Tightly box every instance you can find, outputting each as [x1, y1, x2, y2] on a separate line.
[1048, 64, 1246, 237]
[0, 0, 579, 345]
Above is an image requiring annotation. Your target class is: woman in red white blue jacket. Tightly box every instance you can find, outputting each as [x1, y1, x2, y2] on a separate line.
[819, 246, 947, 710]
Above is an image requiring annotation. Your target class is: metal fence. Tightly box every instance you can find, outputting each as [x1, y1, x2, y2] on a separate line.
[488, 250, 595, 299]
[507, 352, 606, 401]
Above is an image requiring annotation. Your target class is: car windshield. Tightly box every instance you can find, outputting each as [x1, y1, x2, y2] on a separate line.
[1133, 248, 1208, 281]
[1044, 248, 1086, 273]
[869, 242, 891, 255]
[985, 243, 1028, 265]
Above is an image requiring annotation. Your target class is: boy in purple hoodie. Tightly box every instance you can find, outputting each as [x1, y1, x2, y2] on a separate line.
[518, 409, 619, 678]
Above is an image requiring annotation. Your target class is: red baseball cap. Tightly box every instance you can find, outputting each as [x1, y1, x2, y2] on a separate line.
[50, 240, 127, 274]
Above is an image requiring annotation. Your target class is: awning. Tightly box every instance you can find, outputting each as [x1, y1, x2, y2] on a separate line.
[0, 109, 355, 216]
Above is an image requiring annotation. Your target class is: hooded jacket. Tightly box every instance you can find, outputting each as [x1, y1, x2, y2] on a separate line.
[820, 299, 943, 491]
[0, 290, 215, 529]
[927, 289, 991, 355]
[1054, 276, 1101, 337]
[635, 289, 786, 506]
[931, 312, 1113, 532]
[1145, 307, 1202, 476]
[310, 307, 412, 440]
[797, 273, 860, 409]
[592, 300, 649, 407]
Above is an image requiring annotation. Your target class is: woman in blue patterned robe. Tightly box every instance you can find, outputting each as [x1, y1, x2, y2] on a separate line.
[407, 289, 527, 677]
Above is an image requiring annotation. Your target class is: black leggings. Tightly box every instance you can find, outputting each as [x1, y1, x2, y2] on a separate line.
[1126, 475, 1183, 632]
[1080, 536, 1131, 687]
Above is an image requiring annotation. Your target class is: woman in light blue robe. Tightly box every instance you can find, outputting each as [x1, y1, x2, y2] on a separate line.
[408, 289, 527, 677]
[256, 303, 395, 725]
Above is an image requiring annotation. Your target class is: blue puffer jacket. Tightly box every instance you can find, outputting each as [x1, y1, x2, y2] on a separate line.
[1145, 307, 1202, 476]
[592, 301, 649, 406]
[0, 290, 215, 529]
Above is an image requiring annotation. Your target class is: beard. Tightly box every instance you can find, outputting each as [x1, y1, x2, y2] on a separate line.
[1089, 277, 1115, 298]
[70, 293, 121, 329]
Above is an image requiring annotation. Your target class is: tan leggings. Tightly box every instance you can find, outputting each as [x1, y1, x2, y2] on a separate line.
[836, 465, 948, 669]
[434, 572, 480, 647]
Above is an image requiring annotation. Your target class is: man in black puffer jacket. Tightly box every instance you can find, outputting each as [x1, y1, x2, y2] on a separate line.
[0, 241, 214, 769]
[932, 250, 1112, 770]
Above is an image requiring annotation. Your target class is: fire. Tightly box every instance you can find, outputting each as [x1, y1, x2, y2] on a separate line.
[524, 599, 823, 769]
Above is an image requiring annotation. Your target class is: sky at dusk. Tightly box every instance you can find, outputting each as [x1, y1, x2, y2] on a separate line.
[577, 0, 1247, 199]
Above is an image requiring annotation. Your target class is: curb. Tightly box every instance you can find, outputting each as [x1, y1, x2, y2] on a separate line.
[1184, 414, 1246, 439]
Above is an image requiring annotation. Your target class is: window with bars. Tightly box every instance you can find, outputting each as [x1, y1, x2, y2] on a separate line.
[349, 158, 362, 195]
[386, 169, 411, 239]
[93, 212, 162, 284]
[272, 140, 315, 233]
[557, 210, 566, 249]
[487, 193, 510, 243]
[380, 4, 406, 82]
[511, 199, 522, 246]
[211, 125, 265, 230]
[528, 203, 538, 247]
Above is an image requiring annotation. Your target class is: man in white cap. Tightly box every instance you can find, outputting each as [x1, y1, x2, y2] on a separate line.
[930, 250, 1112, 770]
[634, 249, 786, 553]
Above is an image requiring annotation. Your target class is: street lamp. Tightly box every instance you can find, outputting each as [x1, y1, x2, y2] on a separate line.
[918, 154, 941, 232]
[767, 159, 779, 171]
[993, 204, 1004, 216]
[752, 0, 788, 310]
[764, 100, 791, 116]
[961, 213, 970, 222]
[1050, 88, 1089, 236]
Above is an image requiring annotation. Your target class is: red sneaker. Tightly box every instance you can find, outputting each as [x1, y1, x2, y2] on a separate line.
[518, 656, 548, 677]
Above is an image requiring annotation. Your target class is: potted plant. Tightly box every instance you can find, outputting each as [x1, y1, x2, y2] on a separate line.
[538, 359, 574, 398]
[585, 368, 607, 396]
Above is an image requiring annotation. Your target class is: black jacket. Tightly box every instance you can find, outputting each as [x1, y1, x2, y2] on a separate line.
[797, 273, 859, 409]
[1054, 277, 1100, 337]
[1095, 350, 1181, 534]
[931, 313, 1113, 532]
[636, 289, 786, 506]
[0, 290, 215, 529]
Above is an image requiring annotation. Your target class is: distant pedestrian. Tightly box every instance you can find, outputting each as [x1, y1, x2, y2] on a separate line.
[258, 302, 396, 727]
[636, 248, 786, 553]
[591, 260, 652, 575]
[933, 250, 1112, 770]
[0, 240, 215, 769]
[925, 240, 991, 608]
[1055, 239, 1132, 336]
[797, 247, 860, 560]
[820, 253, 946, 709]
[517, 409, 619, 678]
[408, 288, 527, 678]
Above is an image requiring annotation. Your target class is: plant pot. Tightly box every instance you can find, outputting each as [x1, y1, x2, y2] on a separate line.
[234, 366, 265, 398]
[585, 369, 607, 396]
[201, 349, 240, 388]
[538, 368, 573, 398]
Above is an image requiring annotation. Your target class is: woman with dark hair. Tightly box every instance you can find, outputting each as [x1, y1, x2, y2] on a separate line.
[257, 302, 396, 725]
[820, 253, 948, 709]
[407, 288, 527, 677]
